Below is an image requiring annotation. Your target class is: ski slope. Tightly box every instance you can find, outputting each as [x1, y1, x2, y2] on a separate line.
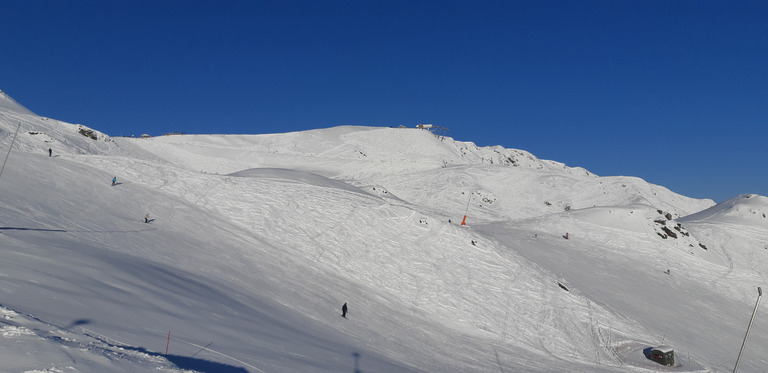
[1, 91, 767, 372]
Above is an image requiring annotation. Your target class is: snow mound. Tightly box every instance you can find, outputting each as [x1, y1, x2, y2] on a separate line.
[680, 194, 768, 226]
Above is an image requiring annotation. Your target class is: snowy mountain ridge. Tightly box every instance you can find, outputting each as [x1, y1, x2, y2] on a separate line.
[0, 89, 35, 115]
[1, 91, 767, 373]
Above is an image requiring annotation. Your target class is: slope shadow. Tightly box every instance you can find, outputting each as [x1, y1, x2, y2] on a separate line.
[7, 313, 247, 373]
[164, 354, 249, 373]
[81, 334, 248, 373]
[119, 345, 249, 373]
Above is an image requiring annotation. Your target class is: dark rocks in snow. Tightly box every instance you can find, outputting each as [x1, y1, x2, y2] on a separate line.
[661, 226, 678, 239]
[78, 127, 98, 140]
[653, 210, 695, 242]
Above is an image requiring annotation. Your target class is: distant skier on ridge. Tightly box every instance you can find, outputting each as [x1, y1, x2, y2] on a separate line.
[342, 303, 348, 318]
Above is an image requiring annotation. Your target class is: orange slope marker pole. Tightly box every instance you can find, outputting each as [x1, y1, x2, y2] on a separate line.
[461, 193, 472, 226]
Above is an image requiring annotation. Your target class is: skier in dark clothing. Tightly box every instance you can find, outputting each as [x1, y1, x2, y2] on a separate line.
[48, 148, 52, 157]
[342, 303, 348, 318]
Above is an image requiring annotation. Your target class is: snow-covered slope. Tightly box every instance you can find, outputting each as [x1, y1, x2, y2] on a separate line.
[681, 194, 768, 227]
[120, 128, 714, 221]
[0, 89, 35, 115]
[1, 91, 766, 373]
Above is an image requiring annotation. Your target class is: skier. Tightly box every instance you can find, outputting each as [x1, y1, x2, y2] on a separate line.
[564, 232, 569, 240]
[48, 148, 52, 157]
[145, 213, 150, 223]
[342, 303, 348, 318]
[112, 177, 117, 186]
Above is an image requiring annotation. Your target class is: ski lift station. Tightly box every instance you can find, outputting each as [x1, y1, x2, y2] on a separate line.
[648, 346, 675, 367]
[416, 124, 449, 140]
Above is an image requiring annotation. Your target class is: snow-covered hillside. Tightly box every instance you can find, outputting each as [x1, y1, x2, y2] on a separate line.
[1, 91, 767, 373]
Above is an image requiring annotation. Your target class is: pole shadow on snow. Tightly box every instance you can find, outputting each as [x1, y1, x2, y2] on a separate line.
[494, 349, 506, 373]
[0, 226, 158, 234]
[0, 227, 66, 232]
[352, 352, 362, 373]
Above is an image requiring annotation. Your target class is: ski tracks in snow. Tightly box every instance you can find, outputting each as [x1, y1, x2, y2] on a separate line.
[713, 237, 734, 291]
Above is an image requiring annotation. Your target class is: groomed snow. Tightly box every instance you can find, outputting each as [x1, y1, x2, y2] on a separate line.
[1, 95, 767, 372]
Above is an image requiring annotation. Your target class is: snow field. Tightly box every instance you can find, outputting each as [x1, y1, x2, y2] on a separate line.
[2, 104, 768, 372]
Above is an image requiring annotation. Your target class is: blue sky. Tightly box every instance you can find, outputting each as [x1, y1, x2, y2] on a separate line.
[2, 0, 766, 202]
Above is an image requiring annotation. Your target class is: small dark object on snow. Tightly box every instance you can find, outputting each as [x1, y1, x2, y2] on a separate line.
[557, 282, 569, 292]
[342, 303, 348, 318]
[48, 148, 52, 157]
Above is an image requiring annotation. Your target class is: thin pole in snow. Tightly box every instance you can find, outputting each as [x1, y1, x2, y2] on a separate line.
[166, 330, 172, 356]
[461, 192, 472, 226]
[0, 121, 21, 184]
[733, 286, 762, 373]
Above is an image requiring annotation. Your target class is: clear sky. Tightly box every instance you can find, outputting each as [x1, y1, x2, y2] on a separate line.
[2, 0, 766, 202]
